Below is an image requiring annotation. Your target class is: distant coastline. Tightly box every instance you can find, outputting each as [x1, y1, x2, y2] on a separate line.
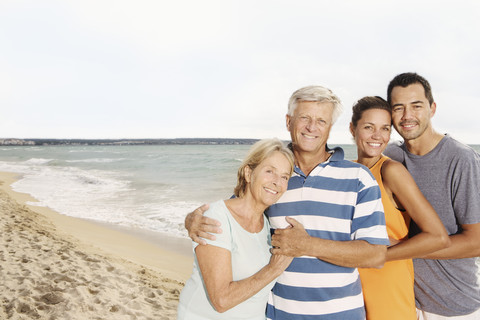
[0, 138, 260, 146]
[1, 138, 478, 148]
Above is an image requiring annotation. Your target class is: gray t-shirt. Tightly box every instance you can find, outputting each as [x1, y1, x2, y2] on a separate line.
[385, 134, 480, 317]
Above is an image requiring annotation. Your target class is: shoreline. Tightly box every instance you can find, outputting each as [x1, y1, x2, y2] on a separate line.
[0, 171, 193, 282]
[0, 170, 193, 319]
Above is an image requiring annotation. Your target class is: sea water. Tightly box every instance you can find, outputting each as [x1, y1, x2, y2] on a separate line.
[0, 144, 251, 238]
[0, 144, 478, 239]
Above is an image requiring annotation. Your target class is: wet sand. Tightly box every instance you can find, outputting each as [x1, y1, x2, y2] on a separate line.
[0, 171, 192, 319]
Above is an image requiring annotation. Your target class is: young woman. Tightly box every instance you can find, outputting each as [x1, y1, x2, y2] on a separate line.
[177, 138, 294, 320]
[350, 96, 450, 320]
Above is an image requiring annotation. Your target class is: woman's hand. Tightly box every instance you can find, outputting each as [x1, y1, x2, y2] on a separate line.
[268, 253, 293, 276]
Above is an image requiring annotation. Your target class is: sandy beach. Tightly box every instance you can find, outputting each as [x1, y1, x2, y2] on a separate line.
[0, 171, 193, 319]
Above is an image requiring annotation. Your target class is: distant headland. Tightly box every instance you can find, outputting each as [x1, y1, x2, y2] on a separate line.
[0, 138, 260, 146]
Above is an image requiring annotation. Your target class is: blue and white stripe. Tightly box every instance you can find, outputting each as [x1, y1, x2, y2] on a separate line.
[266, 147, 388, 320]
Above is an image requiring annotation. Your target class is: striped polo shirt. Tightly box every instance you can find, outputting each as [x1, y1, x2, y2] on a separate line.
[266, 147, 388, 320]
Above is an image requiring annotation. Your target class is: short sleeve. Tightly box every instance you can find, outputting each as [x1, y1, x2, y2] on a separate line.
[452, 150, 480, 225]
[384, 141, 406, 163]
[194, 200, 233, 252]
[351, 169, 389, 245]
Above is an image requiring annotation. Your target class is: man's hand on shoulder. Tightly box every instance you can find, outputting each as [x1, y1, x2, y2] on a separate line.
[185, 204, 222, 245]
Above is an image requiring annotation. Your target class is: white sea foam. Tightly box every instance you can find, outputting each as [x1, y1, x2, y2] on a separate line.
[22, 158, 54, 165]
[0, 144, 252, 239]
[66, 158, 126, 163]
[3, 144, 478, 241]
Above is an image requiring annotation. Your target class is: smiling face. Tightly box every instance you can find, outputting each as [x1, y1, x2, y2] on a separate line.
[390, 83, 436, 142]
[351, 108, 392, 160]
[286, 101, 333, 157]
[245, 151, 291, 207]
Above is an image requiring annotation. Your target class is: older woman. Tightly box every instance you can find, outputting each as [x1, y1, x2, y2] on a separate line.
[350, 96, 450, 320]
[177, 138, 294, 320]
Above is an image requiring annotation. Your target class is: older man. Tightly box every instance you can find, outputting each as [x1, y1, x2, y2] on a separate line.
[185, 85, 389, 319]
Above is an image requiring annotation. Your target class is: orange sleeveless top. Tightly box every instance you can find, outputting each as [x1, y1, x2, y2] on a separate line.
[358, 155, 416, 320]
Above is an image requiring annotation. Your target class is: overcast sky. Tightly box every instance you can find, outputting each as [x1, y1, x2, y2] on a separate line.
[1, 0, 479, 144]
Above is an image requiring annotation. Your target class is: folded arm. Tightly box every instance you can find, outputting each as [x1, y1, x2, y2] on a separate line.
[271, 217, 386, 268]
[421, 222, 480, 259]
[196, 245, 291, 313]
[382, 160, 451, 261]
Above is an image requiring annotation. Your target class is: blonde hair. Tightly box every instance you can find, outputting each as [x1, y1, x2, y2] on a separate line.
[234, 138, 294, 198]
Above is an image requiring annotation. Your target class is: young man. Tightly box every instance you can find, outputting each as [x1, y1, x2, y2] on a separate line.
[385, 72, 480, 319]
[185, 85, 389, 319]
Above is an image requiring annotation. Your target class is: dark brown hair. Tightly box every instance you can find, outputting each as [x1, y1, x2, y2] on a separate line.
[351, 96, 391, 128]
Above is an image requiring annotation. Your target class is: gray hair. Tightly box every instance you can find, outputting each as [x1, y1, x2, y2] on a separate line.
[287, 85, 343, 123]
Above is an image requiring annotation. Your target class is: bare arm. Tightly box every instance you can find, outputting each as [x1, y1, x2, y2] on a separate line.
[196, 245, 292, 313]
[421, 222, 480, 259]
[271, 217, 386, 268]
[382, 160, 451, 261]
[184, 204, 222, 245]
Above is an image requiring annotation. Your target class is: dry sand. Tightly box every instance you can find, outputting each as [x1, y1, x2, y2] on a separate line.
[0, 172, 193, 319]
